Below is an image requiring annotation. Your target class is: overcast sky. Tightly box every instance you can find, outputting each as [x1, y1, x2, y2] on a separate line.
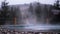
[0, 0, 56, 5]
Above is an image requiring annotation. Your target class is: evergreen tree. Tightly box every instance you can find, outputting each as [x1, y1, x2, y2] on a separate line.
[10, 6, 21, 25]
[29, 3, 33, 14]
[54, 0, 60, 9]
[50, 0, 60, 24]
[44, 5, 49, 23]
[35, 2, 41, 20]
[0, 0, 9, 25]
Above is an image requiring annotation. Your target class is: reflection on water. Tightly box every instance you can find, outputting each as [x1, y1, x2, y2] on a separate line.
[0, 25, 60, 31]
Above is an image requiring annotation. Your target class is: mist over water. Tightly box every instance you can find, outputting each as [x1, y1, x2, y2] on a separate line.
[20, 8, 44, 25]
[17, 4, 47, 26]
[20, 9, 37, 25]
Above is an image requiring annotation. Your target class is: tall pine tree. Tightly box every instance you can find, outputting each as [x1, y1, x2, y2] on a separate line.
[29, 3, 33, 14]
[0, 0, 9, 25]
[35, 2, 41, 21]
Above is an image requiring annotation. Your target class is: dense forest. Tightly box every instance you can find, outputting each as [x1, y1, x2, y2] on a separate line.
[0, 0, 60, 25]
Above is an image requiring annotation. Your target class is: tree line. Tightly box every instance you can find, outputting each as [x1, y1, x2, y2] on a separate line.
[28, 0, 60, 24]
[0, 0, 20, 25]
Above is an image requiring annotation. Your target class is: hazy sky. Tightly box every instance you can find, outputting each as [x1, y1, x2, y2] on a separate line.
[0, 0, 56, 5]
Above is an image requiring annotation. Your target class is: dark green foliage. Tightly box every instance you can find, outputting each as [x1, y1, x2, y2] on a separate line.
[34, 2, 42, 21]
[0, 0, 20, 25]
[44, 5, 48, 17]
[29, 3, 33, 14]
[10, 6, 21, 25]
[54, 0, 60, 9]
[44, 5, 48, 23]
[50, 0, 60, 24]
[35, 3, 41, 18]
[0, 0, 9, 25]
